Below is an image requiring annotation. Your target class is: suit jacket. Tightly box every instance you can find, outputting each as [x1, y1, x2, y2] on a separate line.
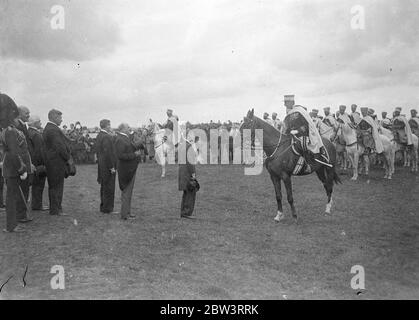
[114, 132, 140, 190]
[1, 126, 30, 178]
[95, 130, 116, 184]
[178, 141, 196, 191]
[27, 127, 46, 167]
[43, 122, 71, 168]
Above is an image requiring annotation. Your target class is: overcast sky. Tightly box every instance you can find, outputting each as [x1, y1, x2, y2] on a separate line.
[1, 0, 418, 127]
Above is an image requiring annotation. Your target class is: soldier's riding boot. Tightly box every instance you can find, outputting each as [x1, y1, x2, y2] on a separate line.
[313, 147, 333, 167]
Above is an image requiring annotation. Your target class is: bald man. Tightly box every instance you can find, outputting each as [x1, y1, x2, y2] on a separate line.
[28, 116, 48, 211]
[115, 123, 142, 220]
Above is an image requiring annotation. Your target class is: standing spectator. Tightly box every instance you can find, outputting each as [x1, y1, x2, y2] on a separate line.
[43, 109, 71, 216]
[0, 93, 29, 232]
[15, 105, 34, 222]
[0, 129, 5, 209]
[28, 115, 48, 211]
[114, 123, 141, 220]
[95, 119, 117, 214]
[178, 135, 199, 219]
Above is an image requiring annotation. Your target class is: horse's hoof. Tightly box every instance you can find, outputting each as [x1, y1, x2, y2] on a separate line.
[274, 212, 285, 222]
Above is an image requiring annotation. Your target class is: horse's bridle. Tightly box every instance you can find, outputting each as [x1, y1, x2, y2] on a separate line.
[245, 116, 293, 159]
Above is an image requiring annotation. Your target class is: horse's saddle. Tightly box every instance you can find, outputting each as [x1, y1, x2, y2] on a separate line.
[290, 136, 331, 175]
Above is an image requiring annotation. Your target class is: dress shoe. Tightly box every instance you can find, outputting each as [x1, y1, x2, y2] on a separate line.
[18, 217, 33, 223]
[32, 206, 49, 211]
[3, 226, 26, 233]
[181, 215, 196, 220]
[57, 212, 69, 216]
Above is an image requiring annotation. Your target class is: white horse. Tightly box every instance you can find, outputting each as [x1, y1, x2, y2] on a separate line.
[337, 123, 395, 180]
[148, 121, 174, 177]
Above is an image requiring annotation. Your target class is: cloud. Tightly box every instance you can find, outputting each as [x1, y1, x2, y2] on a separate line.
[0, 0, 122, 61]
[0, 0, 418, 126]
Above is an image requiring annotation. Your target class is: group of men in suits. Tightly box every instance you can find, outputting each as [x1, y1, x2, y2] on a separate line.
[1, 92, 71, 233]
[96, 113, 199, 221]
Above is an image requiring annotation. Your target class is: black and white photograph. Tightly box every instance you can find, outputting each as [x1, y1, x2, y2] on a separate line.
[0, 0, 418, 303]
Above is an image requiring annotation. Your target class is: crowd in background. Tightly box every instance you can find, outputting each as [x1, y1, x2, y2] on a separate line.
[56, 120, 242, 165]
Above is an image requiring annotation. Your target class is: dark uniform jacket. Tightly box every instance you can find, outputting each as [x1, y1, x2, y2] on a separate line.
[178, 141, 196, 191]
[43, 122, 71, 167]
[95, 130, 116, 184]
[1, 125, 30, 178]
[114, 132, 140, 190]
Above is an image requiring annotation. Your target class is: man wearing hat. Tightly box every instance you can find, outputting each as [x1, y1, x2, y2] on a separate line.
[323, 107, 337, 128]
[392, 108, 414, 145]
[367, 108, 379, 126]
[162, 108, 180, 147]
[271, 112, 281, 130]
[337, 105, 352, 125]
[263, 112, 275, 127]
[282, 105, 330, 167]
[381, 111, 392, 129]
[178, 131, 199, 219]
[284, 95, 295, 114]
[359, 107, 384, 154]
[310, 109, 320, 128]
[392, 107, 402, 121]
[409, 109, 419, 137]
[351, 104, 362, 125]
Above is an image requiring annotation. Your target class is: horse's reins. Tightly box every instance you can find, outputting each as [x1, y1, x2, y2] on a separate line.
[248, 118, 295, 160]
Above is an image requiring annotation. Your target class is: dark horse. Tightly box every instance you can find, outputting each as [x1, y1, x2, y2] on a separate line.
[240, 109, 341, 222]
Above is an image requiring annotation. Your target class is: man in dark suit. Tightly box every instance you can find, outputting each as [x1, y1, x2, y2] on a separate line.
[114, 123, 141, 220]
[43, 109, 71, 216]
[95, 119, 117, 214]
[28, 115, 48, 211]
[178, 135, 198, 219]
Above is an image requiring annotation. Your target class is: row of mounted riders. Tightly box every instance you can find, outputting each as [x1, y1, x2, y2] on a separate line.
[321, 117, 418, 180]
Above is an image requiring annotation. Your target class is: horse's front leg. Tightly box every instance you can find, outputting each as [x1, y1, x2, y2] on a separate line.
[270, 174, 284, 222]
[363, 154, 370, 176]
[282, 173, 297, 223]
[350, 149, 359, 180]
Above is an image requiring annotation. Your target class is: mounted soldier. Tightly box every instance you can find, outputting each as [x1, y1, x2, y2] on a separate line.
[337, 105, 352, 125]
[310, 109, 321, 129]
[408, 109, 419, 137]
[161, 108, 180, 147]
[323, 107, 337, 128]
[282, 99, 331, 167]
[358, 107, 384, 154]
[271, 112, 281, 130]
[392, 107, 413, 146]
[350, 104, 362, 125]
[381, 111, 392, 130]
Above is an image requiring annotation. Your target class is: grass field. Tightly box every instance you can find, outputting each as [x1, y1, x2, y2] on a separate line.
[0, 162, 418, 299]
